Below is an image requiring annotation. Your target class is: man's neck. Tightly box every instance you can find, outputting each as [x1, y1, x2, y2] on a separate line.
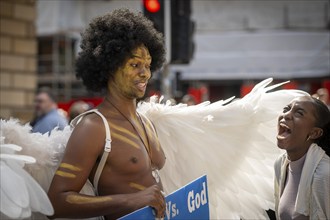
[106, 88, 137, 119]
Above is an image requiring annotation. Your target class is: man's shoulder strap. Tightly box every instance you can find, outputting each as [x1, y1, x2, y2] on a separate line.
[70, 109, 112, 194]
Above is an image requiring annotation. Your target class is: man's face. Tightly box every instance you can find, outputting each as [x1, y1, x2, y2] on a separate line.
[34, 92, 54, 116]
[113, 45, 152, 99]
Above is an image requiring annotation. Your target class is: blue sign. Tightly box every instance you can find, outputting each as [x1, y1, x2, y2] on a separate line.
[119, 175, 209, 220]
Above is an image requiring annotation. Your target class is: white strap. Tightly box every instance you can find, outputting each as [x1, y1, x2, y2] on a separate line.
[70, 109, 112, 194]
[91, 110, 111, 194]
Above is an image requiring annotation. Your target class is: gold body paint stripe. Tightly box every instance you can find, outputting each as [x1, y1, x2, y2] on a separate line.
[66, 194, 112, 204]
[154, 140, 161, 151]
[129, 182, 146, 191]
[111, 132, 140, 149]
[145, 122, 153, 134]
[107, 110, 120, 116]
[55, 170, 76, 178]
[144, 123, 161, 151]
[59, 163, 82, 171]
[132, 119, 150, 151]
[109, 121, 138, 140]
[135, 123, 146, 139]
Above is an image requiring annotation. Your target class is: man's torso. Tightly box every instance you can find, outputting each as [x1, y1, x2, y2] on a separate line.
[88, 108, 163, 196]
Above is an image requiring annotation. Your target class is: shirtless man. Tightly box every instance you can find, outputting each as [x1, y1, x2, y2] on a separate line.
[48, 9, 166, 219]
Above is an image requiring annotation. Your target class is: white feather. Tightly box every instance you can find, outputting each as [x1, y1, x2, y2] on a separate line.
[0, 144, 54, 219]
[0, 120, 71, 192]
[0, 160, 30, 218]
[0, 120, 96, 219]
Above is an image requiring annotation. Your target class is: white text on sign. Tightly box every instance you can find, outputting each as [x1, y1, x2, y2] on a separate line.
[166, 201, 179, 219]
[187, 182, 207, 213]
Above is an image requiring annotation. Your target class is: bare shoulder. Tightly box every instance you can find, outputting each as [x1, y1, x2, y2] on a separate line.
[74, 112, 105, 130]
[65, 112, 106, 157]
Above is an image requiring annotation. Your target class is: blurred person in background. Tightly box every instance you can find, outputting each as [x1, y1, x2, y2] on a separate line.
[274, 95, 330, 219]
[30, 87, 68, 134]
[181, 94, 196, 106]
[312, 88, 330, 109]
[167, 98, 177, 105]
[68, 101, 92, 123]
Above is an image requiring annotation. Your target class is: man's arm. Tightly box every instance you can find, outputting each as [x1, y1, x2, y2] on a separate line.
[47, 115, 165, 219]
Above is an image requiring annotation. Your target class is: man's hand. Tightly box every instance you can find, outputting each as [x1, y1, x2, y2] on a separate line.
[136, 185, 166, 218]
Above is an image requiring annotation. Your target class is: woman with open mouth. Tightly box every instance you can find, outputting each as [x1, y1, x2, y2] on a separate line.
[274, 95, 330, 219]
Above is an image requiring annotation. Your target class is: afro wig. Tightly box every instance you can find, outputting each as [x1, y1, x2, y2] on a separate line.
[76, 8, 166, 92]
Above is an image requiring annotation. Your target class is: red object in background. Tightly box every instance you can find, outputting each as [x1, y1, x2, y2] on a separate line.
[148, 90, 161, 97]
[282, 81, 298, 90]
[322, 79, 330, 92]
[58, 97, 103, 112]
[306, 79, 330, 95]
[188, 87, 201, 103]
[144, 0, 161, 13]
[241, 81, 299, 98]
[240, 84, 254, 98]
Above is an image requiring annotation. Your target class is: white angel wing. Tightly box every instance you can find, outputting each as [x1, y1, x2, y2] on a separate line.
[138, 78, 309, 219]
[0, 119, 71, 192]
[0, 120, 101, 220]
[0, 143, 54, 219]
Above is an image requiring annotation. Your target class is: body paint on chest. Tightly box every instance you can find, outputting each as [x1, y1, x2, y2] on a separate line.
[111, 132, 140, 149]
[109, 121, 139, 140]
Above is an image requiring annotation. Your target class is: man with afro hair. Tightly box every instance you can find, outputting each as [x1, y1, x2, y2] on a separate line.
[48, 8, 167, 219]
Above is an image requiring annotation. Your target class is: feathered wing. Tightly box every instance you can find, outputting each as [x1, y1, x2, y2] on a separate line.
[0, 119, 71, 192]
[0, 143, 54, 219]
[138, 78, 308, 219]
[0, 120, 103, 220]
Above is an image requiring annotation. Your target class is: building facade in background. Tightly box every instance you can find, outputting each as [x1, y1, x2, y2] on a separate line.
[1, 0, 328, 121]
[0, 0, 37, 122]
[36, 0, 329, 105]
[174, 0, 330, 102]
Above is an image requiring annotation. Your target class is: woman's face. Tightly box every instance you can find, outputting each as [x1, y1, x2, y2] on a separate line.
[277, 96, 320, 153]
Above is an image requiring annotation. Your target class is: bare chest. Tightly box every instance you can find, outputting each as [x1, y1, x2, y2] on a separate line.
[105, 117, 160, 174]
